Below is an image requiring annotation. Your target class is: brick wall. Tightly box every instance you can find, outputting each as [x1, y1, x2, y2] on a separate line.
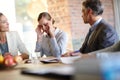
[47, 0, 73, 50]
[47, 0, 115, 51]
[67, 0, 89, 50]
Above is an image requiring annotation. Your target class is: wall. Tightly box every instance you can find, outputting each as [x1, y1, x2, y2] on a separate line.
[47, 0, 73, 50]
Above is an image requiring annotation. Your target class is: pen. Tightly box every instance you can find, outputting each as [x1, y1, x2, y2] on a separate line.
[73, 50, 80, 53]
[69, 50, 80, 56]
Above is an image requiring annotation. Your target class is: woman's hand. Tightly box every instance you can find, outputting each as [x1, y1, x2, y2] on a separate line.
[36, 25, 44, 41]
[43, 19, 55, 38]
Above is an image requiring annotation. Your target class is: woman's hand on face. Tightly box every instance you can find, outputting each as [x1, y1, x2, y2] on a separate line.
[42, 23, 49, 34]
[43, 19, 55, 38]
[36, 25, 44, 34]
[36, 25, 44, 41]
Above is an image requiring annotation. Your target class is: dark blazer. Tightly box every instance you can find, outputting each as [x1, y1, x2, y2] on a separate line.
[91, 41, 120, 54]
[80, 19, 119, 53]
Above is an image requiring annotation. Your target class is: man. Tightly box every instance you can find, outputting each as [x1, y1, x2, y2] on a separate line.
[62, 0, 118, 57]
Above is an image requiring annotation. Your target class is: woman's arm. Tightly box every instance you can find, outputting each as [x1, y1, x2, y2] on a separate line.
[15, 32, 29, 59]
[48, 31, 68, 57]
[35, 25, 44, 52]
[35, 41, 42, 52]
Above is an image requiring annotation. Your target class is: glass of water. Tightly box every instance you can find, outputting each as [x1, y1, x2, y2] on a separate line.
[29, 52, 40, 64]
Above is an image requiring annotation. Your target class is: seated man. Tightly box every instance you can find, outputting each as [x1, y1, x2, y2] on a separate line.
[62, 0, 119, 57]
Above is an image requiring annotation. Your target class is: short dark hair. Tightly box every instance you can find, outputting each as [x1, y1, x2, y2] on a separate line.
[37, 12, 55, 24]
[82, 0, 104, 15]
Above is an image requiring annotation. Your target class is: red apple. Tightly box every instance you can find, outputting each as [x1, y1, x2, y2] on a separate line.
[14, 55, 23, 63]
[4, 55, 16, 67]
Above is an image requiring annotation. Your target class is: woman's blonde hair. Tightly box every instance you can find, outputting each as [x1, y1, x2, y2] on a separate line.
[37, 12, 55, 24]
[0, 12, 3, 17]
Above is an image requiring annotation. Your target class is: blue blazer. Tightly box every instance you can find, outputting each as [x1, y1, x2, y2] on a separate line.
[80, 19, 119, 53]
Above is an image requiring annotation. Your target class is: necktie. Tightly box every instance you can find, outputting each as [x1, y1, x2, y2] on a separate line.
[86, 28, 92, 41]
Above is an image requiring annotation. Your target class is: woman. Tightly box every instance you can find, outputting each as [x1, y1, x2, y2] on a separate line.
[35, 12, 68, 57]
[0, 12, 29, 59]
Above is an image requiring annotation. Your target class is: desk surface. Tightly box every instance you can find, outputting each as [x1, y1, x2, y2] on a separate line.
[0, 58, 72, 80]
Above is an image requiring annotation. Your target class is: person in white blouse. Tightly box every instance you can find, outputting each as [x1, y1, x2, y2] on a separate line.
[35, 12, 68, 57]
[0, 12, 29, 59]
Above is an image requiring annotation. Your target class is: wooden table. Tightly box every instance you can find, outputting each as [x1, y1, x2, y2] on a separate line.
[0, 56, 104, 80]
[0, 58, 72, 80]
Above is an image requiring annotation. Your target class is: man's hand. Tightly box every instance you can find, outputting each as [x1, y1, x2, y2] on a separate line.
[62, 51, 81, 57]
[61, 51, 73, 57]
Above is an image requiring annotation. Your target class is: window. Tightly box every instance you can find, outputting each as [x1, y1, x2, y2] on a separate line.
[113, 0, 120, 40]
